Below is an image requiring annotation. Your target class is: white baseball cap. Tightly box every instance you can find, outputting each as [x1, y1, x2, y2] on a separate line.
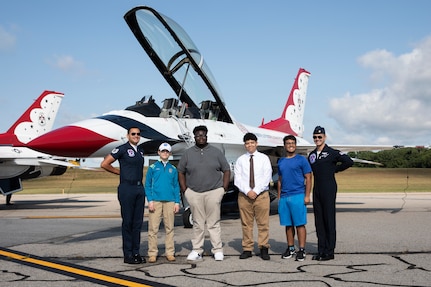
[158, 142, 172, 152]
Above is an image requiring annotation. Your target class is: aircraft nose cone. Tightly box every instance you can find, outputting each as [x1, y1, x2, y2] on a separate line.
[27, 126, 115, 157]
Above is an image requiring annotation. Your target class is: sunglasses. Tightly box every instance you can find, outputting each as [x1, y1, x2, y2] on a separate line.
[313, 135, 323, 139]
[130, 132, 141, 136]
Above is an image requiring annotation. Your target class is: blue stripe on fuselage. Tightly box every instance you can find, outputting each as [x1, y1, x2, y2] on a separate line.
[97, 114, 171, 141]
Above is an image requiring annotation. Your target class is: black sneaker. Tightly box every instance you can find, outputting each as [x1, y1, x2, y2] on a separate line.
[281, 248, 296, 259]
[295, 249, 305, 261]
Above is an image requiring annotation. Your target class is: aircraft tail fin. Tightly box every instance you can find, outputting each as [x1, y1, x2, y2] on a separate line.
[3, 90, 64, 145]
[259, 68, 310, 137]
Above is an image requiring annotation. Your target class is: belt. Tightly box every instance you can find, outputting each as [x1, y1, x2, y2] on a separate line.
[240, 190, 268, 198]
[256, 190, 268, 197]
[121, 180, 143, 186]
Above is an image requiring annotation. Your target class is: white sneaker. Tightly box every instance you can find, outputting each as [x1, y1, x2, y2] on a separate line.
[187, 251, 203, 262]
[214, 252, 224, 261]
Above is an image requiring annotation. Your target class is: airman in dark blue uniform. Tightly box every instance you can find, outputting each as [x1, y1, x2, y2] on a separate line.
[101, 127, 146, 264]
[308, 126, 353, 261]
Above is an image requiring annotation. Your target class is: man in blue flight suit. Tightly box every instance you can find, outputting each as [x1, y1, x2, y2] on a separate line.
[101, 127, 146, 264]
[308, 126, 353, 261]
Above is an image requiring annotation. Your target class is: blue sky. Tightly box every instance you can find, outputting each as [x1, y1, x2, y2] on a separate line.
[1, 0, 431, 150]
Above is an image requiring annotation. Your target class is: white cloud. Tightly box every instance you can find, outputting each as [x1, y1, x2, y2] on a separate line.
[328, 36, 431, 146]
[0, 26, 16, 50]
[48, 54, 87, 75]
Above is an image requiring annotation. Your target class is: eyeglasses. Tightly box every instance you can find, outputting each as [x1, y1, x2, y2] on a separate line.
[313, 135, 323, 139]
[130, 132, 141, 136]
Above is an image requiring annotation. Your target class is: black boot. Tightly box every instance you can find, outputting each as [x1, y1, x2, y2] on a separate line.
[239, 250, 252, 259]
[260, 247, 270, 260]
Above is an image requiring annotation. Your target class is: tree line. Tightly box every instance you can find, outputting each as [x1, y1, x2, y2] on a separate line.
[349, 147, 431, 168]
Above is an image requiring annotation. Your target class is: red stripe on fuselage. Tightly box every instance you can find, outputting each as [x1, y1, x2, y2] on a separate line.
[27, 126, 116, 157]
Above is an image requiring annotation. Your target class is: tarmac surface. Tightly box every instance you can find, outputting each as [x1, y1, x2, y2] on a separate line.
[1, 192, 431, 286]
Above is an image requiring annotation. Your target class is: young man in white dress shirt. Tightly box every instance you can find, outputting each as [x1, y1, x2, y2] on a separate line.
[234, 132, 273, 260]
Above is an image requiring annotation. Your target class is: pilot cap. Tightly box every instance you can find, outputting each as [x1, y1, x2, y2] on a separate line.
[158, 142, 172, 152]
[313, 126, 325, 134]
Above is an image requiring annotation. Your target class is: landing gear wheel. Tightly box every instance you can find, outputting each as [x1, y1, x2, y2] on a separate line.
[183, 207, 193, 228]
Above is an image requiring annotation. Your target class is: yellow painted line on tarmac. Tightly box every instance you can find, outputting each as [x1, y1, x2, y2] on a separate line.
[25, 214, 149, 219]
[0, 248, 170, 287]
[25, 215, 121, 219]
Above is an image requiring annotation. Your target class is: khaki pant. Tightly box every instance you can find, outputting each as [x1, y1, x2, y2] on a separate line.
[184, 187, 225, 254]
[238, 191, 270, 251]
[147, 201, 176, 257]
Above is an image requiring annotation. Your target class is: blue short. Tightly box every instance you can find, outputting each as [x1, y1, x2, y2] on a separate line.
[278, 193, 307, 227]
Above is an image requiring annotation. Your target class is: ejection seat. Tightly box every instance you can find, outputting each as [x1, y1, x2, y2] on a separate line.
[200, 100, 220, 120]
[159, 98, 179, 118]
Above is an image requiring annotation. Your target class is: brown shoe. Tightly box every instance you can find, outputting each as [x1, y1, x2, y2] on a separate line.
[148, 256, 157, 263]
[166, 255, 176, 262]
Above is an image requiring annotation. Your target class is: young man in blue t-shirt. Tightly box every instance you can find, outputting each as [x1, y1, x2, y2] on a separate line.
[277, 135, 312, 261]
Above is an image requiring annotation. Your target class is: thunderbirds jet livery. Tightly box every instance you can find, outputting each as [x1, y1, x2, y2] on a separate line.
[29, 6, 389, 161]
[28, 7, 313, 162]
[26, 7, 390, 222]
[0, 91, 79, 196]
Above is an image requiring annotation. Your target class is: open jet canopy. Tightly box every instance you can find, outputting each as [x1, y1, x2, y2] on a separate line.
[124, 6, 233, 123]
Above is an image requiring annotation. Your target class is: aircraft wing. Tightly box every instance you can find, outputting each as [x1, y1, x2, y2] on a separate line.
[0, 146, 77, 170]
[351, 158, 384, 166]
[330, 144, 394, 152]
[256, 142, 393, 160]
[38, 158, 98, 170]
